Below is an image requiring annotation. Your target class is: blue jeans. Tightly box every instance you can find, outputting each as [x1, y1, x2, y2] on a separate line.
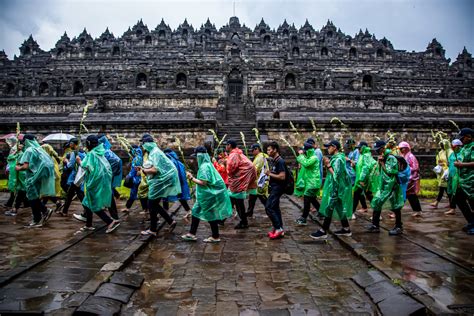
[265, 187, 284, 230]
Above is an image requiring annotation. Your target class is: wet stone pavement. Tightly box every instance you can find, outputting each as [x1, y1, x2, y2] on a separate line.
[121, 198, 379, 315]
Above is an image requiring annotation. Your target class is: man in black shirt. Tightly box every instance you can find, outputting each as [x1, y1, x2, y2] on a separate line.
[264, 141, 286, 239]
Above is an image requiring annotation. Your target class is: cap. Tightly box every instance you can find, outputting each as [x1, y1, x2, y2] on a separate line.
[345, 138, 355, 145]
[306, 138, 316, 145]
[355, 141, 368, 149]
[225, 139, 237, 148]
[303, 142, 313, 150]
[373, 140, 387, 151]
[140, 134, 154, 143]
[458, 128, 474, 137]
[398, 141, 411, 150]
[323, 140, 341, 150]
[452, 139, 463, 146]
[250, 143, 261, 151]
[86, 135, 99, 148]
[191, 146, 207, 157]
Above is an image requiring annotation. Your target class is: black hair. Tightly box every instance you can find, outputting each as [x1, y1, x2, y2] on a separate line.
[267, 141, 280, 152]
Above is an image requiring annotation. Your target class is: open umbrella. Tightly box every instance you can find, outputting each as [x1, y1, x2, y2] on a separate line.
[0, 133, 24, 141]
[42, 133, 75, 143]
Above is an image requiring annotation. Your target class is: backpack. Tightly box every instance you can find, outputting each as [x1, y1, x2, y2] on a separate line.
[284, 164, 295, 195]
[391, 155, 410, 185]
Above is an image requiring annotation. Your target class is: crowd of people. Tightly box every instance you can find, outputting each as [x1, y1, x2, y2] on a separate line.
[2, 127, 474, 242]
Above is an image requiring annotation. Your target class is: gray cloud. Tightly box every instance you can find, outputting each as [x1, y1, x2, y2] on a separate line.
[0, 0, 472, 62]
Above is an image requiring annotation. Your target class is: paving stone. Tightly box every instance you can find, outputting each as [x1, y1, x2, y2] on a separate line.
[154, 303, 179, 316]
[61, 293, 90, 308]
[377, 293, 426, 316]
[216, 301, 239, 315]
[259, 308, 290, 316]
[94, 283, 134, 304]
[272, 253, 291, 263]
[0, 300, 23, 311]
[351, 270, 386, 288]
[365, 280, 404, 304]
[403, 280, 428, 296]
[110, 272, 144, 289]
[74, 295, 121, 315]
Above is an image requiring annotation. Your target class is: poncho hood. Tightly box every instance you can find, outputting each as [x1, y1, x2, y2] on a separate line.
[98, 135, 112, 150]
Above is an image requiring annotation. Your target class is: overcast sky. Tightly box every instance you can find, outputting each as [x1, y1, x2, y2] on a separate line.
[0, 0, 472, 62]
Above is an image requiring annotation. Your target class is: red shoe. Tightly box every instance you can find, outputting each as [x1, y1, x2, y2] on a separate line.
[270, 230, 285, 239]
[267, 228, 276, 237]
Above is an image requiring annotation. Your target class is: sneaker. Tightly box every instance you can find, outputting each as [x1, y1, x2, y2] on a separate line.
[270, 229, 285, 240]
[234, 222, 249, 229]
[467, 227, 474, 235]
[5, 210, 17, 216]
[181, 234, 197, 241]
[310, 230, 327, 240]
[389, 227, 403, 236]
[267, 228, 276, 237]
[334, 228, 352, 237]
[106, 221, 121, 233]
[73, 213, 87, 222]
[55, 202, 64, 213]
[79, 226, 95, 232]
[25, 220, 43, 228]
[203, 236, 221, 243]
[140, 229, 157, 237]
[365, 225, 380, 233]
[295, 217, 307, 226]
[42, 208, 53, 224]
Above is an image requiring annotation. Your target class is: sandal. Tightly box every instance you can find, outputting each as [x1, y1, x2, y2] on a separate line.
[140, 229, 157, 237]
[181, 233, 197, 241]
[106, 220, 121, 234]
[444, 209, 456, 215]
[80, 226, 95, 232]
[203, 237, 220, 243]
[167, 221, 177, 232]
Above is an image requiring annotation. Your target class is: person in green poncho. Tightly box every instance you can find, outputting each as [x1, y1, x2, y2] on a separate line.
[445, 139, 463, 215]
[15, 134, 55, 228]
[366, 140, 405, 236]
[4, 137, 28, 216]
[353, 141, 377, 215]
[181, 146, 233, 243]
[246, 143, 269, 218]
[310, 140, 353, 240]
[453, 128, 474, 235]
[295, 142, 321, 226]
[138, 134, 180, 236]
[76, 135, 120, 233]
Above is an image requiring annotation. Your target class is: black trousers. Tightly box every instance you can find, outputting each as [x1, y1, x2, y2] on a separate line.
[85, 207, 113, 227]
[140, 198, 148, 210]
[322, 208, 350, 232]
[454, 189, 474, 225]
[6, 190, 28, 209]
[190, 215, 219, 239]
[163, 200, 191, 212]
[436, 187, 447, 202]
[302, 195, 320, 219]
[352, 187, 368, 213]
[30, 198, 48, 223]
[247, 194, 268, 214]
[407, 194, 422, 213]
[372, 208, 402, 228]
[63, 184, 84, 214]
[148, 198, 173, 232]
[265, 187, 284, 230]
[109, 188, 119, 220]
[231, 197, 247, 225]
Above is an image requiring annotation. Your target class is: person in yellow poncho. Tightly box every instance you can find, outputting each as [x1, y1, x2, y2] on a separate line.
[41, 143, 64, 213]
[431, 140, 452, 209]
[246, 143, 269, 218]
[16, 134, 55, 228]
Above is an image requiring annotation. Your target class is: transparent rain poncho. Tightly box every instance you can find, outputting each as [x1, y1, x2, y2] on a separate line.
[19, 139, 56, 200]
[435, 140, 452, 188]
[370, 153, 405, 212]
[294, 148, 321, 197]
[319, 152, 353, 220]
[354, 146, 377, 192]
[227, 148, 257, 198]
[81, 143, 112, 212]
[142, 142, 181, 200]
[137, 151, 149, 199]
[192, 153, 233, 222]
[41, 144, 62, 197]
[251, 152, 269, 197]
[7, 150, 26, 192]
[99, 135, 123, 189]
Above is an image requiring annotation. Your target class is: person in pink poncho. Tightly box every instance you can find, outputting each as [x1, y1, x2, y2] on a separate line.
[399, 142, 423, 216]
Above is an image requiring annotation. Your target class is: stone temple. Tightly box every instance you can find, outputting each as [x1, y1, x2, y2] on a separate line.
[0, 17, 473, 168]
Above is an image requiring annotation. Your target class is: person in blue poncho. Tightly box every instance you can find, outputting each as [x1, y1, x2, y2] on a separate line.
[98, 134, 122, 220]
[123, 145, 144, 213]
[163, 148, 192, 217]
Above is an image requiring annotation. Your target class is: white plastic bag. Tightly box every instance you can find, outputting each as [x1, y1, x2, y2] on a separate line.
[74, 166, 86, 187]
